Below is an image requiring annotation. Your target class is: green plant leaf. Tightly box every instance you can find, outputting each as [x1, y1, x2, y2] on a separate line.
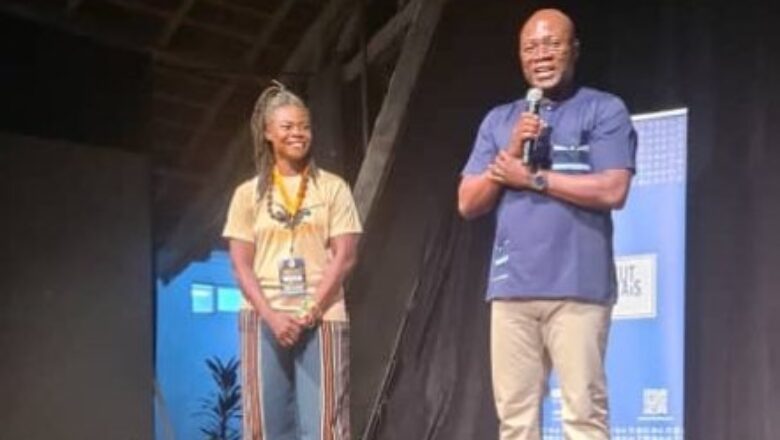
[197, 355, 243, 439]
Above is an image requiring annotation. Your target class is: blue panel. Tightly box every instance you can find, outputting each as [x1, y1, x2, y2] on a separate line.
[190, 283, 215, 314]
[217, 286, 243, 312]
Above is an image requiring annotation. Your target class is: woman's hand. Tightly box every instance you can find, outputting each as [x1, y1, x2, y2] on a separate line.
[264, 310, 303, 348]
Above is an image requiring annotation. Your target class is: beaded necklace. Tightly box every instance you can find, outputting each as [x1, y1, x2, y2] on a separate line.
[267, 165, 309, 229]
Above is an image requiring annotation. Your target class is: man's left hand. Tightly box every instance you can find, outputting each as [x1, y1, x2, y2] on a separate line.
[488, 150, 533, 189]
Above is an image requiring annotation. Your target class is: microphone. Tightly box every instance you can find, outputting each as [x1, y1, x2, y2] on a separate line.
[521, 87, 543, 165]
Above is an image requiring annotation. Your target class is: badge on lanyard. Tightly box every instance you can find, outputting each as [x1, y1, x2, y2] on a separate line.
[269, 166, 311, 298]
[279, 257, 307, 297]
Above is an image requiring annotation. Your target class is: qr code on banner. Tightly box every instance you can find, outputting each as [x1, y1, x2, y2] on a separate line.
[643, 388, 669, 416]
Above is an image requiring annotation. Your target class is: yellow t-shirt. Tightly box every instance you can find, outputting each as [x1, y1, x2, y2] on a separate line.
[222, 169, 362, 322]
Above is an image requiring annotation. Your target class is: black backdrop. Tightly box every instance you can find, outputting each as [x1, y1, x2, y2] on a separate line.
[349, 0, 780, 439]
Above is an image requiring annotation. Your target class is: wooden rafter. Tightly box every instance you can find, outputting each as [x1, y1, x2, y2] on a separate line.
[202, 0, 272, 20]
[352, 0, 449, 221]
[106, 0, 257, 45]
[342, 0, 418, 82]
[101, 0, 171, 18]
[243, 0, 297, 63]
[157, 0, 197, 47]
[335, 7, 362, 57]
[280, 0, 358, 73]
[179, 19, 256, 45]
[148, 50, 269, 79]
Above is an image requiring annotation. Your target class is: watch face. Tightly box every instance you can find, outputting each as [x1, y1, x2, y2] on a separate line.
[532, 173, 547, 190]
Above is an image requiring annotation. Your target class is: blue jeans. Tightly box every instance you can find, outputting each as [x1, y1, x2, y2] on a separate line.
[259, 322, 322, 440]
[239, 310, 351, 440]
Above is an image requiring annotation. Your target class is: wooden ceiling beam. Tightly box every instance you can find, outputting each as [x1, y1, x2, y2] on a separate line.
[106, 0, 258, 45]
[352, 0, 449, 222]
[103, 0, 170, 18]
[335, 7, 362, 58]
[243, 0, 297, 63]
[342, 0, 417, 82]
[158, 0, 198, 47]
[148, 51, 263, 82]
[181, 17, 256, 45]
[279, 0, 358, 74]
[202, 0, 272, 20]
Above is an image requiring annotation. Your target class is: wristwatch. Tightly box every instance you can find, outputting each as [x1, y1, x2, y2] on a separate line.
[530, 170, 548, 192]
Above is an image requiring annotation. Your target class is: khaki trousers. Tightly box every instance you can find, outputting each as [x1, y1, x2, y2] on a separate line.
[491, 299, 611, 440]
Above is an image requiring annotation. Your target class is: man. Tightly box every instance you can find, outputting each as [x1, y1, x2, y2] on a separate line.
[458, 8, 637, 440]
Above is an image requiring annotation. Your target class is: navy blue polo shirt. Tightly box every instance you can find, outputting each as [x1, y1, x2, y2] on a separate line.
[462, 86, 637, 304]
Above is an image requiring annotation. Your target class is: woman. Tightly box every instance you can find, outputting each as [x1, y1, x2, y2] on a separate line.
[223, 81, 362, 440]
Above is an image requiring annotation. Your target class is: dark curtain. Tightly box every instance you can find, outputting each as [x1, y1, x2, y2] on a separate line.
[348, 0, 780, 439]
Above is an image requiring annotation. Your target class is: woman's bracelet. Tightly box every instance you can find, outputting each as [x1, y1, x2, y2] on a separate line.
[298, 298, 323, 322]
